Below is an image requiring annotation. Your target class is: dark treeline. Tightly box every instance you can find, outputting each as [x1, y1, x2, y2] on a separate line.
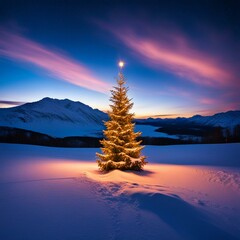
[0, 125, 239, 148]
[153, 123, 240, 144]
[0, 127, 100, 148]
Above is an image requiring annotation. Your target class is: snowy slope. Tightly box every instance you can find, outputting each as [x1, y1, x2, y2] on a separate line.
[0, 97, 108, 137]
[1, 143, 240, 240]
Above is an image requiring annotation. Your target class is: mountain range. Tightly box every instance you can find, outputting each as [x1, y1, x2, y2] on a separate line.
[0, 97, 240, 138]
[136, 111, 240, 128]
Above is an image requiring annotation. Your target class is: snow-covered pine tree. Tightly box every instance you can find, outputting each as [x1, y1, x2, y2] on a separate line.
[96, 67, 147, 171]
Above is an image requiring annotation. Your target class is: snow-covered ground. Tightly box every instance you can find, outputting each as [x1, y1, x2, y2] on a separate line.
[1, 143, 240, 240]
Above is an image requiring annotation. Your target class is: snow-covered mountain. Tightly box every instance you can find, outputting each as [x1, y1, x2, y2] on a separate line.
[189, 111, 240, 128]
[0, 97, 108, 137]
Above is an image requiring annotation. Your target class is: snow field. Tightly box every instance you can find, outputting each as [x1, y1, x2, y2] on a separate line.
[1, 143, 240, 239]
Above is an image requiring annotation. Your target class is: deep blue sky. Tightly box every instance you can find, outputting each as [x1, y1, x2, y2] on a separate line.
[0, 0, 239, 117]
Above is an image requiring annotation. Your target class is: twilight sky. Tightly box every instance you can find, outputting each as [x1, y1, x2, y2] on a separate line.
[0, 0, 239, 118]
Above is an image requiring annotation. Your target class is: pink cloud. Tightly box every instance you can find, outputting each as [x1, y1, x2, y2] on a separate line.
[199, 98, 218, 105]
[101, 24, 231, 87]
[0, 28, 110, 93]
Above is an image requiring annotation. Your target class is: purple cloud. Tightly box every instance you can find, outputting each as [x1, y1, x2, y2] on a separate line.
[0, 28, 110, 93]
[100, 23, 233, 87]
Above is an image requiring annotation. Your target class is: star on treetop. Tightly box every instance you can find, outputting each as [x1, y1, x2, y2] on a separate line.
[118, 61, 125, 68]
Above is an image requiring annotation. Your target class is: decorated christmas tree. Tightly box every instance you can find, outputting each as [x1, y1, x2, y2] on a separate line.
[96, 62, 147, 171]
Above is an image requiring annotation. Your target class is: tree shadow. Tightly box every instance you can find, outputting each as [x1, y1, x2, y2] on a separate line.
[95, 169, 154, 176]
[126, 169, 154, 176]
[130, 192, 237, 240]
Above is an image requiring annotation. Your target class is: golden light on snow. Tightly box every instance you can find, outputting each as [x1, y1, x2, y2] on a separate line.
[118, 61, 124, 68]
